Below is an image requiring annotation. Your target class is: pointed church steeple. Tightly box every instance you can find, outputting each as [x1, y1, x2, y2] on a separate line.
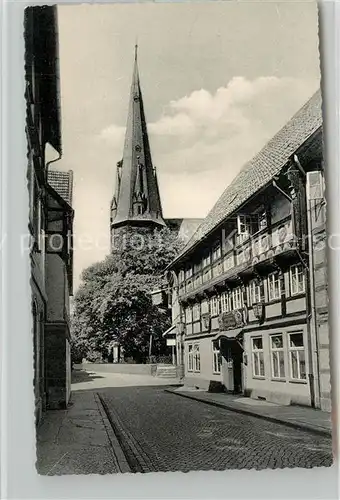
[110, 46, 165, 242]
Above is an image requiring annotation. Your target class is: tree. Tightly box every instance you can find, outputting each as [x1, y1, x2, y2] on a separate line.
[71, 227, 184, 363]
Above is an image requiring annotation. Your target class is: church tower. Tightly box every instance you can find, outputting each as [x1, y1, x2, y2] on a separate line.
[110, 46, 166, 249]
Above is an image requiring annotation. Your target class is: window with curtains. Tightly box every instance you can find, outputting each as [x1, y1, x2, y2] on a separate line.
[187, 344, 193, 372]
[288, 332, 306, 380]
[210, 296, 220, 317]
[270, 334, 285, 379]
[220, 291, 231, 313]
[290, 264, 305, 296]
[248, 280, 261, 305]
[212, 340, 222, 374]
[192, 303, 200, 321]
[185, 306, 193, 324]
[231, 287, 243, 309]
[193, 344, 201, 372]
[212, 244, 222, 262]
[251, 336, 265, 377]
[268, 272, 281, 301]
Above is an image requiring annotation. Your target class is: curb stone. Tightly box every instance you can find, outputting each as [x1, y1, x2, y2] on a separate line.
[95, 393, 131, 473]
[165, 389, 332, 438]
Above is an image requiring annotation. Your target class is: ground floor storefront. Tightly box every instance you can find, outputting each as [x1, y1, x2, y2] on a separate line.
[182, 321, 324, 409]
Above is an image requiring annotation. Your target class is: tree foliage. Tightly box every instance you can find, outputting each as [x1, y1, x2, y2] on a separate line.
[71, 227, 184, 363]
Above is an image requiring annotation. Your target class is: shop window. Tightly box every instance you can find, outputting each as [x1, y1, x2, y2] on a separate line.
[188, 345, 193, 372]
[251, 336, 265, 377]
[212, 340, 222, 374]
[220, 291, 231, 313]
[270, 334, 285, 379]
[193, 344, 201, 372]
[185, 306, 193, 325]
[290, 264, 305, 296]
[231, 287, 243, 310]
[289, 332, 306, 380]
[193, 303, 200, 321]
[268, 272, 281, 301]
[248, 280, 261, 305]
[210, 296, 220, 317]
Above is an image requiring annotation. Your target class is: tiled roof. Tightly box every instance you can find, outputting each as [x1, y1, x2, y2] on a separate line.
[173, 89, 322, 263]
[48, 169, 73, 205]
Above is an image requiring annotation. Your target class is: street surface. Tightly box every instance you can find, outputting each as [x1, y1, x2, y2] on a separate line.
[77, 372, 333, 473]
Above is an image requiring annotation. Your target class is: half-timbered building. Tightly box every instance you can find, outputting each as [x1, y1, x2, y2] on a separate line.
[166, 90, 330, 411]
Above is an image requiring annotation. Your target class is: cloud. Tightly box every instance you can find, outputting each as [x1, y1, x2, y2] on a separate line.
[146, 76, 318, 176]
[97, 76, 318, 217]
[99, 124, 125, 146]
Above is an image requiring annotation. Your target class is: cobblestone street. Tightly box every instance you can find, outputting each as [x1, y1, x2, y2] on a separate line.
[99, 385, 333, 473]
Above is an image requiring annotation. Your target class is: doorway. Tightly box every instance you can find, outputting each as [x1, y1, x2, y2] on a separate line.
[220, 338, 244, 394]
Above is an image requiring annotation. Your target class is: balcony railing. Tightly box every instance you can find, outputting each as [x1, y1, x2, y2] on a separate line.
[178, 217, 296, 298]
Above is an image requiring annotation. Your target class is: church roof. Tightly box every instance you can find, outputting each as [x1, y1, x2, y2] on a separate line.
[169, 89, 323, 267]
[47, 169, 73, 205]
[112, 47, 165, 228]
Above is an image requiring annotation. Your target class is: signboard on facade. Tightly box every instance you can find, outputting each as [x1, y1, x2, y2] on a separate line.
[218, 308, 247, 332]
[166, 339, 176, 346]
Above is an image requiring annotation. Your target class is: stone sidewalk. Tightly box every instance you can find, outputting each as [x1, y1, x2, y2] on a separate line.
[166, 387, 333, 437]
[36, 391, 131, 475]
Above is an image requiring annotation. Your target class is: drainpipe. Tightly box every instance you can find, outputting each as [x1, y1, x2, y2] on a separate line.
[292, 154, 320, 409]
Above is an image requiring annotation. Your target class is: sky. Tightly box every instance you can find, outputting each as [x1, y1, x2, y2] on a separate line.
[54, 2, 321, 290]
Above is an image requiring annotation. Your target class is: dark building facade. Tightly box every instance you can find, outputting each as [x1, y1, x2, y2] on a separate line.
[25, 6, 74, 423]
[166, 90, 331, 411]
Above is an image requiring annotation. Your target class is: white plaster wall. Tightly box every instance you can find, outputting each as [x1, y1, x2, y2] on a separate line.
[244, 325, 310, 405]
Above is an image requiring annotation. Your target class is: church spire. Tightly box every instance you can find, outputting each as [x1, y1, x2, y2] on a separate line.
[110, 46, 165, 238]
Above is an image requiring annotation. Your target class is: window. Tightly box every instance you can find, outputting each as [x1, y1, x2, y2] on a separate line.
[202, 253, 211, 268]
[290, 264, 305, 296]
[307, 171, 325, 200]
[252, 337, 265, 377]
[193, 303, 200, 321]
[210, 296, 220, 317]
[194, 274, 202, 289]
[178, 270, 185, 284]
[289, 332, 306, 380]
[237, 213, 266, 241]
[188, 345, 193, 372]
[231, 287, 243, 310]
[268, 272, 281, 301]
[185, 306, 193, 324]
[185, 267, 193, 279]
[193, 344, 201, 372]
[220, 291, 231, 313]
[258, 211, 268, 231]
[237, 215, 251, 243]
[223, 253, 234, 272]
[212, 244, 222, 262]
[270, 334, 285, 379]
[248, 280, 261, 305]
[212, 340, 222, 374]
